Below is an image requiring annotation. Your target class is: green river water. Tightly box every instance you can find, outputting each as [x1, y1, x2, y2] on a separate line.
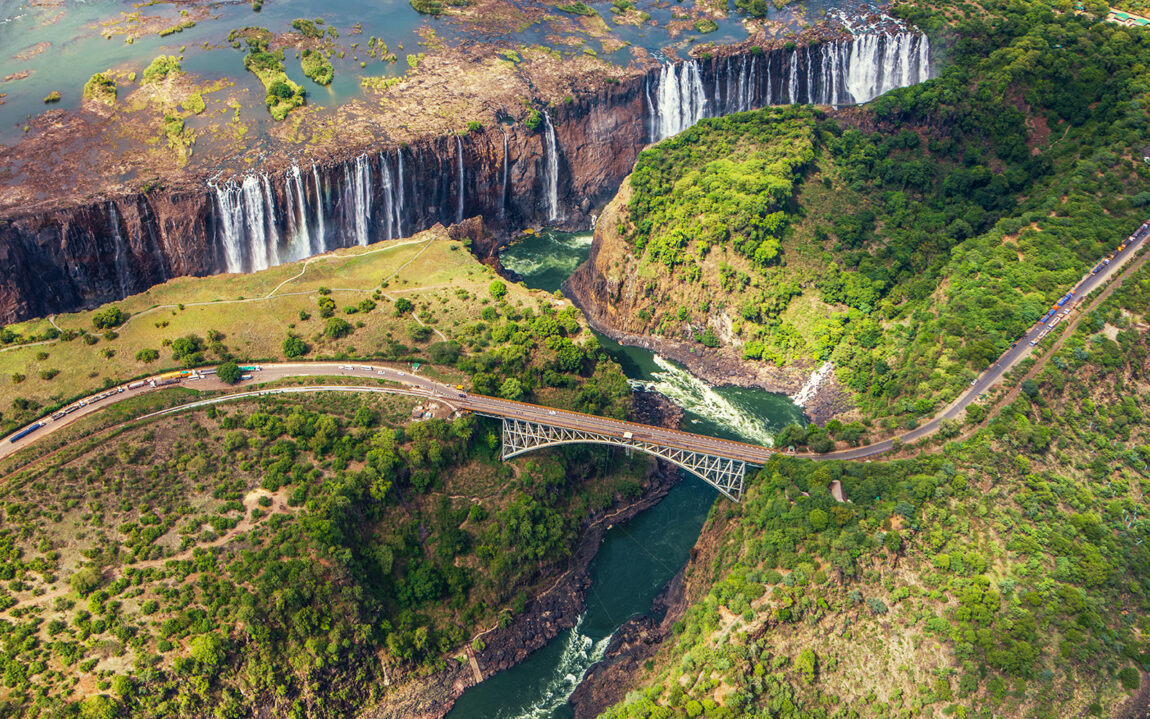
[443, 231, 805, 719]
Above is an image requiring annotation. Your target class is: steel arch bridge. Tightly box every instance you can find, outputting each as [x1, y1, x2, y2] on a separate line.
[499, 417, 750, 501]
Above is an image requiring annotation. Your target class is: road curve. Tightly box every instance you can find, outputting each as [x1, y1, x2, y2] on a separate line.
[2, 217, 1147, 468]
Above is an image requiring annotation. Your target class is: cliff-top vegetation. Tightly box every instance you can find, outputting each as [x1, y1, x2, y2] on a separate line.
[604, 0, 1150, 435]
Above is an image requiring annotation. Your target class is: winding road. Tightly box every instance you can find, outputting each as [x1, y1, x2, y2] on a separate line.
[1, 218, 1147, 472]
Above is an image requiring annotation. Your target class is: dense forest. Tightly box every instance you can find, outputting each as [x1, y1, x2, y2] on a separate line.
[0, 275, 650, 717]
[600, 162, 1150, 719]
[594, 1, 1150, 716]
[611, 0, 1150, 431]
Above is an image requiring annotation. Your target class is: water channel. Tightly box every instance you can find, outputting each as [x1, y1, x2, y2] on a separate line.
[444, 231, 806, 719]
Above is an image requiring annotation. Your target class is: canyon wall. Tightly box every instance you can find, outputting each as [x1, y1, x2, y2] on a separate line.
[0, 31, 930, 323]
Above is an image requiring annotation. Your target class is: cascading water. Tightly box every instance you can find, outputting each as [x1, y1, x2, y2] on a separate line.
[542, 111, 559, 222]
[632, 355, 780, 446]
[650, 60, 706, 142]
[107, 201, 130, 299]
[456, 135, 465, 224]
[287, 165, 311, 262]
[311, 164, 326, 255]
[211, 180, 246, 273]
[648, 28, 931, 142]
[790, 360, 834, 407]
[241, 175, 270, 271]
[380, 156, 396, 242]
[501, 130, 510, 220]
[261, 174, 281, 264]
[396, 149, 406, 238]
[195, 25, 932, 286]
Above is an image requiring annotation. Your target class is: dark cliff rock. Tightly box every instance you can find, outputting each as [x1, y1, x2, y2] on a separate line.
[0, 34, 918, 323]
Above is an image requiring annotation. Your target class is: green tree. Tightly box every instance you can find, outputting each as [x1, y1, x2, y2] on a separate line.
[489, 280, 507, 300]
[325, 317, 353, 339]
[499, 377, 524, 401]
[217, 361, 242, 384]
[282, 335, 308, 358]
[394, 297, 414, 316]
[92, 306, 125, 330]
[796, 648, 818, 684]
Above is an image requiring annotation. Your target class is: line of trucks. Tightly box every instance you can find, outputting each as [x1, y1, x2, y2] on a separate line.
[6, 366, 265, 443]
[1028, 219, 1150, 347]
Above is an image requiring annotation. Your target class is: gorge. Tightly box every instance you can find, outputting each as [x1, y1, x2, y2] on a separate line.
[0, 27, 931, 323]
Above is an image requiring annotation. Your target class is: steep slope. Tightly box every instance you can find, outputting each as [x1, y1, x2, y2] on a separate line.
[594, 244, 1150, 719]
[569, 4, 1150, 436]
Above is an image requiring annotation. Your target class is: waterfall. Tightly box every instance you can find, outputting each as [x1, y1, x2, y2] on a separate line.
[455, 135, 465, 224]
[841, 31, 931, 104]
[346, 154, 373, 246]
[380, 155, 396, 242]
[395, 149, 405, 238]
[790, 361, 834, 407]
[107, 201, 130, 299]
[501, 130, 510, 220]
[311, 164, 326, 254]
[542, 111, 559, 222]
[788, 49, 798, 103]
[240, 175, 270, 271]
[651, 60, 706, 142]
[211, 181, 245, 273]
[589, 213, 597, 231]
[261, 174, 281, 265]
[287, 165, 311, 261]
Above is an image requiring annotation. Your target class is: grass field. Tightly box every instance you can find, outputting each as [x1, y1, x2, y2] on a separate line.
[0, 226, 563, 432]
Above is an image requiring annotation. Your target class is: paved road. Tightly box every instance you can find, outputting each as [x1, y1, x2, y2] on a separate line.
[2, 217, 1147, 467]
[823, 217, 1150, 460]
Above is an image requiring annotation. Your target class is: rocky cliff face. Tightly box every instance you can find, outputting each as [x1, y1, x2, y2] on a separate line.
[0, 32, 932, 324]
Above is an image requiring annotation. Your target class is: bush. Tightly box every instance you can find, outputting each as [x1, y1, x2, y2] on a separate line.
[1118, 666, 1140, 690]
[524, 110, 542, 131]
[70, 568, 101, 596]
[394, 298, 413, 316]
[489, 280, 507, 300]
[135, 348, 159, 364]
[324, 317, 353, 339]
[82, 72, 117, 105]
[301, 50, 334, 85]
[556, 2, 597, 14]
[92, 306, 125, 330]
[142, 55, 181, 83]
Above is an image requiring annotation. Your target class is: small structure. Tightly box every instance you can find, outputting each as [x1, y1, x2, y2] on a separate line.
[1143, 142, 1150, 165]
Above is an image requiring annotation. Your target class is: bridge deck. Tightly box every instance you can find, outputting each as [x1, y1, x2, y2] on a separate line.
[457, 394, 779, 466]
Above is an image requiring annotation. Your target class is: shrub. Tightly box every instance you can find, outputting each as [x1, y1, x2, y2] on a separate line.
[135, 348, 159, 364]
[183, 92, 206, 114]
[1119, 666, 1140, 690]
[43, 91, 61, 104]
[92, 306, 125, 329]
[489, 280, 507, 300]
[394, 298, 414, 316]
[324, 317, 353, 339]
[301, 50, 334, 85]
[70, 568, 101, 596]
[142, 55, 181, 83]
[524, 110, 543, 131]
[556, 2, 597, 15]
[291, 18, 323, 37]
[82, 72, 117, 105]
[39, 369, 59, 381]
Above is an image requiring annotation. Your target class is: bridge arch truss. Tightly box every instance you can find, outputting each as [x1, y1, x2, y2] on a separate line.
[500, 417, 747, 501]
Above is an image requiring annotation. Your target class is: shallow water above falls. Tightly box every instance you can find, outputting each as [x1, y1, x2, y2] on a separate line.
[445, 232, 805, 719]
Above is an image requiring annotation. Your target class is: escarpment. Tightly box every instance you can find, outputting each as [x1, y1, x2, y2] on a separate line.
[0, 31, 931, 322]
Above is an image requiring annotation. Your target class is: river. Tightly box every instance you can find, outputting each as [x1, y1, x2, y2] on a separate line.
[443, 231, 805, 719]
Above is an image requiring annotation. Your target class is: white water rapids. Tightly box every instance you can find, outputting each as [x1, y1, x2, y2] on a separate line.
[631, 355, 779, 447]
